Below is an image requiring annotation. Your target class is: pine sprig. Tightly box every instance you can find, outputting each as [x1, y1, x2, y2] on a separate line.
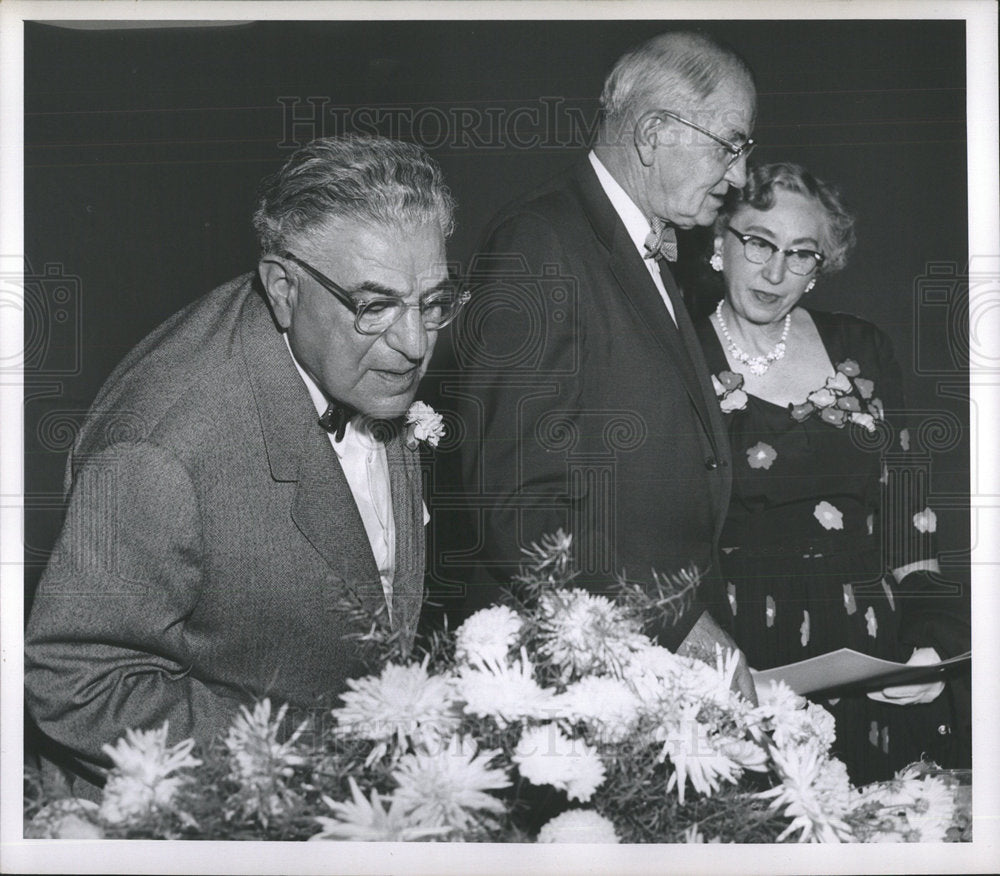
[612, 564, 701, 633]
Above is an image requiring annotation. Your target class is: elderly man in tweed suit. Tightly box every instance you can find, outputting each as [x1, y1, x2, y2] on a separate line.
[25, 135, 466, 791]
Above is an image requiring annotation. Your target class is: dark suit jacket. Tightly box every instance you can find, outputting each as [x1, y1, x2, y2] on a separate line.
[454, 158, 732, 648]
[25, 274, 426, 774]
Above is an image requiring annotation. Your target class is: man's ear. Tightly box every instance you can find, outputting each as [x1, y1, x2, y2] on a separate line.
[259, 257, 297, 329]
[633, 110, 663, 168]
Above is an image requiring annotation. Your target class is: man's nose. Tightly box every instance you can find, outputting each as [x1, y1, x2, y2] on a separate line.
[384, 305, 430, 360]
[724, 155, 749, 189]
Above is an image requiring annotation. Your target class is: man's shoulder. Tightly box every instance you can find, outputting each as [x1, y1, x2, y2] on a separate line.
[479, 157, 607, 254]
[489, 158, 594, 224]
[77, 274, 271, 455]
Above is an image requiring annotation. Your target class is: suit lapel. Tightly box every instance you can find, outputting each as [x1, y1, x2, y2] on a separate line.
[238, 281, 385, 619]
[386, 432, 424, 654]
[291, 428, 386, 619]
[571, 160, 732, 535]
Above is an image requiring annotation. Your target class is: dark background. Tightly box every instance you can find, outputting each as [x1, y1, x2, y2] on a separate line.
[23, 19, 971, 607]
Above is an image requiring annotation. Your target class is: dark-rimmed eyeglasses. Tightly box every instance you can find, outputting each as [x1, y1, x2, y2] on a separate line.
[279, 251, 470, 335]
[727, 227, 825, 276]
[655, 109, 755, 168]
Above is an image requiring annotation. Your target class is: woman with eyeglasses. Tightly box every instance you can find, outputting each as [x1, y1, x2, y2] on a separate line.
[694, 163, 969, 784]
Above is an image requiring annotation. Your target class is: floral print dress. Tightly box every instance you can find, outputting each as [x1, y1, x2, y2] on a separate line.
[696, 308, 951, 784]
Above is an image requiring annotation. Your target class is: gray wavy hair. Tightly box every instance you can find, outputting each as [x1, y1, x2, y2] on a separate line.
[716, 163, 857, 274]
[599, 31, 756, 133]
[252, 135, 456, 255]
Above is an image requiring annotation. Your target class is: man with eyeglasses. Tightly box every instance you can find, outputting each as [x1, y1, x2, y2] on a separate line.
[455, 31, 758, 699]
[25, 135, 464, 793]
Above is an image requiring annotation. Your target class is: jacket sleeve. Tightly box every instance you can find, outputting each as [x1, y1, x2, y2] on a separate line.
[456, 211, 585, 588]
[25, 441, 241, 773]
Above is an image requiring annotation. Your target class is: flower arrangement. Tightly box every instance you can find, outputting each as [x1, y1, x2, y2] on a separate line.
[24, 532, 968, 843]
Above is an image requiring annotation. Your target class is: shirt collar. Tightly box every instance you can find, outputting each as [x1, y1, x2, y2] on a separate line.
[588, 150, 658, 259]
[282, 333, 375, 454]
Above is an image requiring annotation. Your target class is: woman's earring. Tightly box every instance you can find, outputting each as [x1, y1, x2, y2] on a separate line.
[805, 279, 816, 293]
[710, 252, 723, 272]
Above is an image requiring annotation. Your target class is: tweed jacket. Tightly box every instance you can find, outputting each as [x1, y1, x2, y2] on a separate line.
[455, 157, 733, 648]
[25, 274, 426, 773]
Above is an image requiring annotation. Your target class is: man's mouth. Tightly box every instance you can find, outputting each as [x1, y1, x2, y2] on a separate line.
[373, 367, 419, 386]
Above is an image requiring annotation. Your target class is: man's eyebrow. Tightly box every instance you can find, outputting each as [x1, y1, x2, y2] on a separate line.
[352, 278, 454, 298]
[353, 280, 403, 297]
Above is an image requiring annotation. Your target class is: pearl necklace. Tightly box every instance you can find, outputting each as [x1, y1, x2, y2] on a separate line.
[714, 299, 791, 376]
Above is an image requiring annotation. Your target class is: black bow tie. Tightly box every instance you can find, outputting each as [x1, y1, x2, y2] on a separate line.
[319, 401, 401, 444]
[318, 401, 358, 442]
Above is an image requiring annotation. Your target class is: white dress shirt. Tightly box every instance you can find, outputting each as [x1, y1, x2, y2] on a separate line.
[284, 337, 395, 621]
[588, 150, 677, 325]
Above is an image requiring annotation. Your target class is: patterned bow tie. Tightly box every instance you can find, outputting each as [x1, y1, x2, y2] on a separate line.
[644, 217, 678, 262]
[318, 401, 358, 443]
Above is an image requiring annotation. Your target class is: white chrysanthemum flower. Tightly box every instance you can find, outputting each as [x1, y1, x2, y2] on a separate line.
[716, 735, 770, 772]
[658, 704, 744, 805]
[310, 777, 450, 842]
[625, 642, 687, 682]
[555, 676, 641, 743]
[332, 657, 461, 763]
[855, 772, 956, 843]
[454, 605, 523, 666]
[536, 588, 647, 681]
[537, 809, 619, 843]
[755, 685, 837, 753]
[391, 735, 510, 831]
[904, 775, 956, 842]
[224, 699, 308, 820]
[757, 679, 805, 713]
[26, 798, 103, 839]
[513, 723, 606, 802]
[98, 722, 201, 826]
[759, 743, 854, 843]
[455, 650, 558, 727]
[627, 643, 743, 715]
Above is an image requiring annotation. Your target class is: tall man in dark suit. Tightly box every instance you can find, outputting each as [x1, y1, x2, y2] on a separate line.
[455, 32, 757, 695]
[25, 135, 466, 788]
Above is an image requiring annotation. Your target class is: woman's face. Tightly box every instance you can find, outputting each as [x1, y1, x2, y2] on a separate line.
[715, 188, 826, 325]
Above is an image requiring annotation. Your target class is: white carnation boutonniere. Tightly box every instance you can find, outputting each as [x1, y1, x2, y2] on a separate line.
[404, 401, 445, 450]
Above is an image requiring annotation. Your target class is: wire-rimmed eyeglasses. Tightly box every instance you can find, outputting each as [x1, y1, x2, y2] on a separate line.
[655, 109, 756, 168]
[280, 251, 470, 335]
